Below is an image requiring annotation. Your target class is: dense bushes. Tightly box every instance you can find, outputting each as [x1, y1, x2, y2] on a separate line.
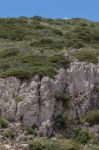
[66, 39, 84, 49]
[0, 17, 99, 79]
[0, 48, 19, 59]
[30, 38, 65, 50]
[15, 96, 24, 102]
[0, 27, 28, 41]
[0, 117, 8, 128]
[84, 110, 99, 125]
[2, 130, 15, 139]
[52, 28, 63, 36]
[0, 54, 70, 79]
[53, 112, 69, 130]
[55, 91, 70, 106]
[23, 126, 37, 136]
[75, 130, 91, 144]
[28, 138, 80, 150]
[64, 23, 99, 48]
[75, 48, 98, 64]
[0, 17, 99, 47]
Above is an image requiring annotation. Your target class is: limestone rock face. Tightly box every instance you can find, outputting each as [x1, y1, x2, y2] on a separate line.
[66, 62, 99, 118]
[39, 77, 55, 124]
[17, 76, 40, 127]
[0, 77, 20, 121]
[0, 62, 98, 136]
[67, 62, 98, 96]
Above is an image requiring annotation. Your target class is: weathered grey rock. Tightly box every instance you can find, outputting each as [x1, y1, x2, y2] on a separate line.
[89, 125, 99, 133]
[66, 62, 99, 118]
[19, 144, 29, 150]
[66, 62, 98, 96]
[39, 77, 55, 126]
[39, 120, 52, 136]
[0, 77, 20, 121]
[0, 62, 98, 136]
[3, 144, 15, 150]
[16, 134, 26, 142]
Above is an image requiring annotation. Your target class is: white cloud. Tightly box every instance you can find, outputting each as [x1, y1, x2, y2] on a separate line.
[63, 17, 70, 20]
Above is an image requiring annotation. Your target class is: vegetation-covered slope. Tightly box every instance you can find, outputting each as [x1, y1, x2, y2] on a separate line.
[0, 16, 99, 79]
[0, 16, 99, 149]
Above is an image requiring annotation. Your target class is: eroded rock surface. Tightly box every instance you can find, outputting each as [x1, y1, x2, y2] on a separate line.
[66, 62, 99, 118]
[0, 62, 98, 136]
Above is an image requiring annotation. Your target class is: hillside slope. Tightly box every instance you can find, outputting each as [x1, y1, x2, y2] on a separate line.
[0, 17, 99, 150]
[0, 17, 99, 78]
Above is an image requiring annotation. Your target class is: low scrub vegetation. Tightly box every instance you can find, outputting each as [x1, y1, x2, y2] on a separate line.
[75, 130, 91, 144]
[84, 110, 99, 125]
[53, 112, 69, 131]
[0, 117, 8, 128]
[0, 17, 98, 79]
[2, 130, 15, 139]
[15, 96, 24, 102]
[28, 138, 81, 150]
[75, 48, 98, 64]
[55, 91, 71, 106]
[0, 54, 70, 79]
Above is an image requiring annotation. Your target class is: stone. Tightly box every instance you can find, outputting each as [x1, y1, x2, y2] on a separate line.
[39, 120, 52, 136]
[89, 125, 99, 133]
[3, 144, 15, 150]
[16, 134, 26, 142]
[19, 144, 29, 150]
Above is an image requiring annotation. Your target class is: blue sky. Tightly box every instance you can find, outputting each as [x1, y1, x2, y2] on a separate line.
[0, 0, 99, 21]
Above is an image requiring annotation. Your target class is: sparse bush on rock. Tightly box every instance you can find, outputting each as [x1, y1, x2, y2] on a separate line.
[84, 110, 99, 125]
[0, 117, 8, 128]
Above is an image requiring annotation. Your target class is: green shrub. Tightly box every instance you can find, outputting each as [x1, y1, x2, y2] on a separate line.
[75, 48, 98, 64]
[40, 38, 53, 44]
[31, 16, 42, 21]
[0, 48, 19, 59]
[0, 68, 32, 79]
[52, 29, 63, 36]
[3, 130, 15, 139]
[94, 86, 99, 93]
[75, 130, 91, 144]
[0, 117, 8, 128]
[55, 91, 70, 106]
[23, 126, 37, 136]
[49, 54, 70, 68]
[29, 139, 45, 150]
[31, 23, 46, 30]
[76, 28, 92, 43]
[54, 112, 69, 130]
[84, 110, 99, 125]
[30, 38, 65, 50]
[66, 39, 84, 49]
[0, 54, 70, 79]
[15, 96, 24, 102]
[28, 138, 79, 150]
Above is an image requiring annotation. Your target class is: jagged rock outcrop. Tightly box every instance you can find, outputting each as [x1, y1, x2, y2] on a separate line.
[0, 62, 98, 136]
[66, 62, 99, 119]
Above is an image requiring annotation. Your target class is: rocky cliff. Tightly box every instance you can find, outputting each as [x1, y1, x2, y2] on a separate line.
[0, 61, 98, 136]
